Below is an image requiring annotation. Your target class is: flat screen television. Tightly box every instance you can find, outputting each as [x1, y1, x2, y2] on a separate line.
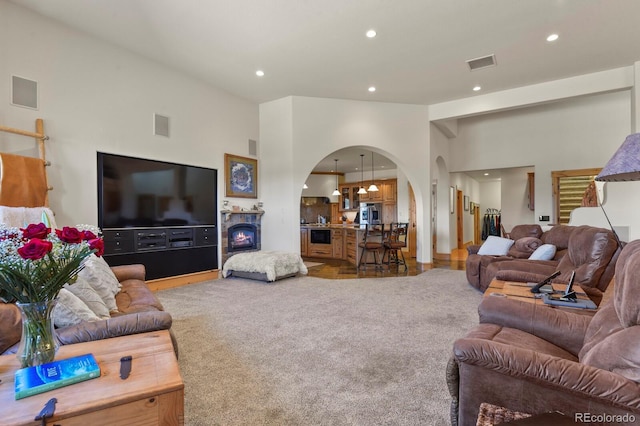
[97, 152, 217, 229]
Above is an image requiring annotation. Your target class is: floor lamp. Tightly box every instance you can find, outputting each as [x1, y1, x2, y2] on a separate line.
[594, 132, 640, 246]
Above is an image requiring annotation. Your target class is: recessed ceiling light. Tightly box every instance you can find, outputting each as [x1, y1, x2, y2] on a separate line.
[473, 85, 481, 92]
[368, 86, 376, 92]
[484, 173, 490, 176]
[546, 33, 559, 42]
[366, 29, 377, 38]
[256, 70, 265, 77]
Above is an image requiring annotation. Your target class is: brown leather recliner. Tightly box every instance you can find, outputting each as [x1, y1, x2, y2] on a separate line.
[448, 239, 640, 426]
[487, 225, 620, 305]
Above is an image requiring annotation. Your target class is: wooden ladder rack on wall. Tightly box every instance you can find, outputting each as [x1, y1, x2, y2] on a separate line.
[0, 118, 51, 205]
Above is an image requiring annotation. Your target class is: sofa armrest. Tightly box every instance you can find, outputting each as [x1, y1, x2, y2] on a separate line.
[56, 311, 172, 345]
[110, 264, 146, 283]
[467, 245, 481, 255]
[453, 337, 640, 409]
[494, 270, 548, 284]
[478, 296, 590, 356]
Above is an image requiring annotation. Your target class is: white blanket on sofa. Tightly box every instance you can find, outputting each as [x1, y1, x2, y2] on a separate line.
[222, 251, 308, 282]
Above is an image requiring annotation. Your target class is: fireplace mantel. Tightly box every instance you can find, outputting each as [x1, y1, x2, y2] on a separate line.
[221, 209, 264, 221]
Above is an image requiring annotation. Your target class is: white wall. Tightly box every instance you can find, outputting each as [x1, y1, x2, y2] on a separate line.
[260, 96, 432, 261]
[0, 2, 258, 255]
[449, 91, 631, 223]
[500, 167, 535, 231]
[479, 181, 501, 214]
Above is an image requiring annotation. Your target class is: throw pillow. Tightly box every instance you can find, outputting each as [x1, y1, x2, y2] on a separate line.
[528, 244, 557, 261]
[53, 288, 101, 328]
[477, 236, 515, 256]
[64, 276, 110, 319]
[78, 254, 121, 313]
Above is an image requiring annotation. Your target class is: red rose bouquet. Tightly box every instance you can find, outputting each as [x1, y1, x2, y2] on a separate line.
[0, 222, 104, 303]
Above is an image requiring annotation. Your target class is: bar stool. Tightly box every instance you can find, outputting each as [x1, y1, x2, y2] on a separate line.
[383, 222, 408, 270]
[358, 224, 384, 270]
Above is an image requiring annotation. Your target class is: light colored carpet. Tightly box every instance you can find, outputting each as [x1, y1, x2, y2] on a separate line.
[157, 269, 483, 425]
[303, 261, 324, 268]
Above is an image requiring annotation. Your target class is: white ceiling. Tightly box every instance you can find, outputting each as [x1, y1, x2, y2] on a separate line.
[11, 0, 640, 176]
[12, 0, 640, 106]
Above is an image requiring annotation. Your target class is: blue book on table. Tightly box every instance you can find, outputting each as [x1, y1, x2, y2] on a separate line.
[14, 353, 101, 400]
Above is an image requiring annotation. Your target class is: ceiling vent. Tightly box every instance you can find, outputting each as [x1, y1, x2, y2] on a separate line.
[466, 54, 496, 71]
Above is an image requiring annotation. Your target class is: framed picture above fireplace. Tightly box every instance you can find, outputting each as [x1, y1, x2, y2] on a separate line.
[225, 153, 258, 198]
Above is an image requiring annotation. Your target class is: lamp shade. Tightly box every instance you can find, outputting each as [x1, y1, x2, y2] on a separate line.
[595, 133, 640, 182]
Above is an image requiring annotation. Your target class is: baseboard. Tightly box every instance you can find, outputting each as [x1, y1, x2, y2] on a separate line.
[433, 252, 450, 261]
[147, 270, 219, 291]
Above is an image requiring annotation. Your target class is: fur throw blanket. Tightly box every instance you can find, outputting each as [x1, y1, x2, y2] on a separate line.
[222, 251, 308, 282]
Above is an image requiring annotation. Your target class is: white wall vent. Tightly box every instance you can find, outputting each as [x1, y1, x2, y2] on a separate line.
[11, 75, 38, 109]
[154, 114, 170, 137]
[248, 139, 257, 156]
[466, 54, 496, 71]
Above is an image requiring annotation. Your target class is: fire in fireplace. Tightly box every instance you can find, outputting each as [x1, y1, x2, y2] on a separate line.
[228, 224, 258, 252]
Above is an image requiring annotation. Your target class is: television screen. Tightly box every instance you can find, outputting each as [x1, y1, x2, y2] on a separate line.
[97, 152, 217, 229]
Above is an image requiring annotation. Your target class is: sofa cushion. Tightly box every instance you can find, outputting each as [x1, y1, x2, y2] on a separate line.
[53, 288, 101, 328]
[477, 236, 515, 256]
[0, 302, 22, 354]
[540, 225, 575, 251]
[64, 276, 110, 319]
[115, 280, 164, 314]
[528, 244, 556, 261]
[508, 224, 543, 241]
[78, 254, 121, 313]
[508, 237, 542, 258]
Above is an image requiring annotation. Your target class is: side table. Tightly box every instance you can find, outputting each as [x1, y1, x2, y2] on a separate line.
[485, 279, 598, 316]
[0, 330, 184, 425]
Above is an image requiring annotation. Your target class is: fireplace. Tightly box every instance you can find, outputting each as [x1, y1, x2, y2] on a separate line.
[228, 224, 258, 252]
[220, 210, 263, 264]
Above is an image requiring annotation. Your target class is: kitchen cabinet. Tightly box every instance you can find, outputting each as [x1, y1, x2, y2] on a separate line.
[308, 243, 333, 258]
[300, 226, 361, 263]
[359, 181, 383, 202]
[345, 229, 358, 264]
[331, 202, 341, 223]
[339, 184, 362, 211]
[300, 228, 308, 256]
[383, 179, 397, 202]
[382, 203, 397, 225]
[332, 228, 345, 259]
[340, 179, 397, 211]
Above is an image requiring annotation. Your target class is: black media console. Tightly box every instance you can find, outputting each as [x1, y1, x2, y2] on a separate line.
[102, 226, 218, 280]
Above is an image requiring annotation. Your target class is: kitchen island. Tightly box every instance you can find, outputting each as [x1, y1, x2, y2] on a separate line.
[300, 224, 371, 265]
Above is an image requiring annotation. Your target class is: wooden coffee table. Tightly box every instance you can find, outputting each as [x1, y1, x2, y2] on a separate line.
[486, 279, 598, 315]
[0, 330, 184, 425]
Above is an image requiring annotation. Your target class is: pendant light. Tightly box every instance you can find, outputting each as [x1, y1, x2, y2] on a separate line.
[367, 152, 379, 192]
[332, 159, 341, 196]
[357, 154, 367, 194]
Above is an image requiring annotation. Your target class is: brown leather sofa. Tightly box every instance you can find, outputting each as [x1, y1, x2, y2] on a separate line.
[466, 224, 546, 290]
[467, 224, 578, 292]
[0, 264, 176, 357]
[448, 239, 640, 426]
[487, 225, 620, 306]
[467, 225, 618, 303]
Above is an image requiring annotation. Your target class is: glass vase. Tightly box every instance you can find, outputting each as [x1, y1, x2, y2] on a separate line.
[16, 300, 59, 368]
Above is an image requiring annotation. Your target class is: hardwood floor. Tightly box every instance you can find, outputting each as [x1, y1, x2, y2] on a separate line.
[304, 249, 467, 279]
